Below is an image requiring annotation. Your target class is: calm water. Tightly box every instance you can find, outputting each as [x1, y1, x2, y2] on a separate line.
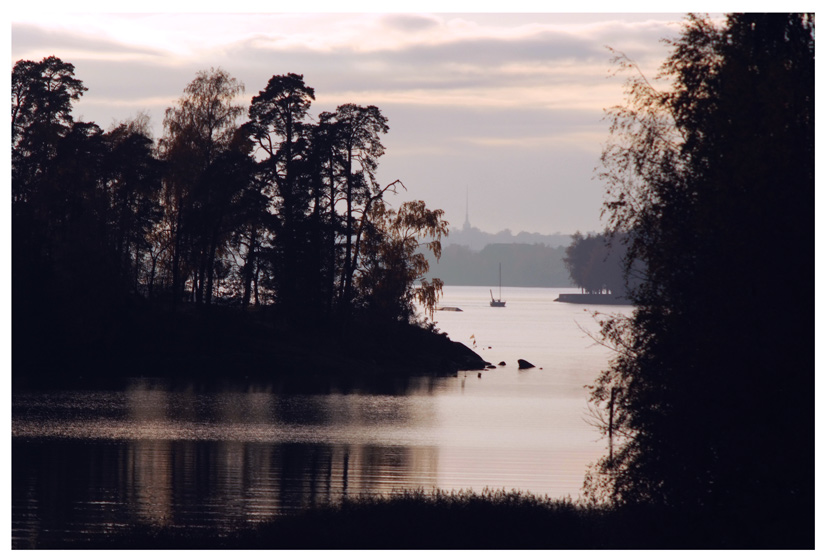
[12, 286, 632, 547]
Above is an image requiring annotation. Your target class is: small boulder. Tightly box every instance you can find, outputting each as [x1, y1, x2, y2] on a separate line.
[517, 359, 535, 370]
[498, 361, 506, 366]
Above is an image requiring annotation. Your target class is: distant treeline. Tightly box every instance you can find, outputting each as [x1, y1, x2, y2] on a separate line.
[425, 242, 571, 287]
[423, 232, 630, 290]
[13, 58, 449, 375]
[446, 226, 573, 251]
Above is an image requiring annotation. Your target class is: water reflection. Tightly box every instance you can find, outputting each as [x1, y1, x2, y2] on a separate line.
[13, 437, 441, 547]
[12, 381, 445, 547]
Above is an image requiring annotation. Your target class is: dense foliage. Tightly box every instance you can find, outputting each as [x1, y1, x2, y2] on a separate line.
[12, 60, 448, 374]
[586, 14, 814, 546]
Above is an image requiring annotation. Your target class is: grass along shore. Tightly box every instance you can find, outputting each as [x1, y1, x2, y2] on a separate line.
[22, 488, 811, 550]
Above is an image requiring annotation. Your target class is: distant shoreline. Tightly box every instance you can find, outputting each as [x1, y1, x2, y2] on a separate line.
[554, 293, 631, 305]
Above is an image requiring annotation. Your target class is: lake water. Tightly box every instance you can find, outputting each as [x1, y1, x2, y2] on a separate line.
[11, 286, 633, 548]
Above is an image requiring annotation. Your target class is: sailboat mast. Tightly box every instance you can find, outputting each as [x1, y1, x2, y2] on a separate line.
[489, 262, 506, 307]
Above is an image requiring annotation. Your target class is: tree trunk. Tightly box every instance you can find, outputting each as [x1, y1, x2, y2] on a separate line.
[195, 250, 206, 304]
[242, 227, 258, 308]
[328, 158, 337, 314]
[205, 223, 220, 305]
[171, 204, 183, 309]
[342, 147, 353, 310]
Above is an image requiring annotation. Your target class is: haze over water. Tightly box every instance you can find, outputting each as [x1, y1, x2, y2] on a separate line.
[12, 285, 631, 547]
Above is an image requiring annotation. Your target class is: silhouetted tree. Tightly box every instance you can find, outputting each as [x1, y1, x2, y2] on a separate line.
[586, 13, 814, 547]
[564, 232, 627, 295]
[12, 56, 87, 205]
[221, 131, 270, 308]
[101, 116, 163, 292]
[356, 198, 448, 322]
[196, 143, 259, 303]
[12, 57, 88, 310]
[323, 104, 390, 313]
[305, 112, 342, 315]
[11, 57, 168, 366]
[159, 68, 245, 305]
[12, 58, 100, 364]
[246, 73, 317, 316]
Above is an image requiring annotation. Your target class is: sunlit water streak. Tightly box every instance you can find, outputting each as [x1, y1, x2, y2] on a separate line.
[12, 286, 632, 547]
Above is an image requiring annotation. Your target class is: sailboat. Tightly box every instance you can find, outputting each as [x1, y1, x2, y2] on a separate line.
[490, 263, 506, 307]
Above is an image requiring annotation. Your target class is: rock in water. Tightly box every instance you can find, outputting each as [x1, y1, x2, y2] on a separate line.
[517, 359, 535, 370]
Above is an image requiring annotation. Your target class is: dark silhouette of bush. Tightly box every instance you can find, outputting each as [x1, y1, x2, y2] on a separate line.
[586, 13, 814, 548]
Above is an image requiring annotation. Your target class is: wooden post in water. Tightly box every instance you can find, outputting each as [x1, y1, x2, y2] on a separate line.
[608, 387, 617, 463]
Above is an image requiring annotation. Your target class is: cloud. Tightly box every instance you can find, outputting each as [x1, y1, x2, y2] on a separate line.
[204, 15, 680, 116]
[380, 13, 441, 33]
[215, 33, 620, 112]
[12, 22, 165, 60]
[14, 14, 679, 108]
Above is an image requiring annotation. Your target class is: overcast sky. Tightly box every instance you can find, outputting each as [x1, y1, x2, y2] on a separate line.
[10, 6, 717, 235]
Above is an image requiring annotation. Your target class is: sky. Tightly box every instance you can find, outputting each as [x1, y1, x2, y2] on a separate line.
[10, 4, 720, 236]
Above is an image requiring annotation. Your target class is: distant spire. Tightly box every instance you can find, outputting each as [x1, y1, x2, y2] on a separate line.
[463, 187, 471, 230]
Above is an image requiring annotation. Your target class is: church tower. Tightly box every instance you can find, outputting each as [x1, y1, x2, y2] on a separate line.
[462, 187, 471, 231]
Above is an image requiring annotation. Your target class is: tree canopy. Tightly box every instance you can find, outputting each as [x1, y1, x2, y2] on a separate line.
[586, 13, 814, 547]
